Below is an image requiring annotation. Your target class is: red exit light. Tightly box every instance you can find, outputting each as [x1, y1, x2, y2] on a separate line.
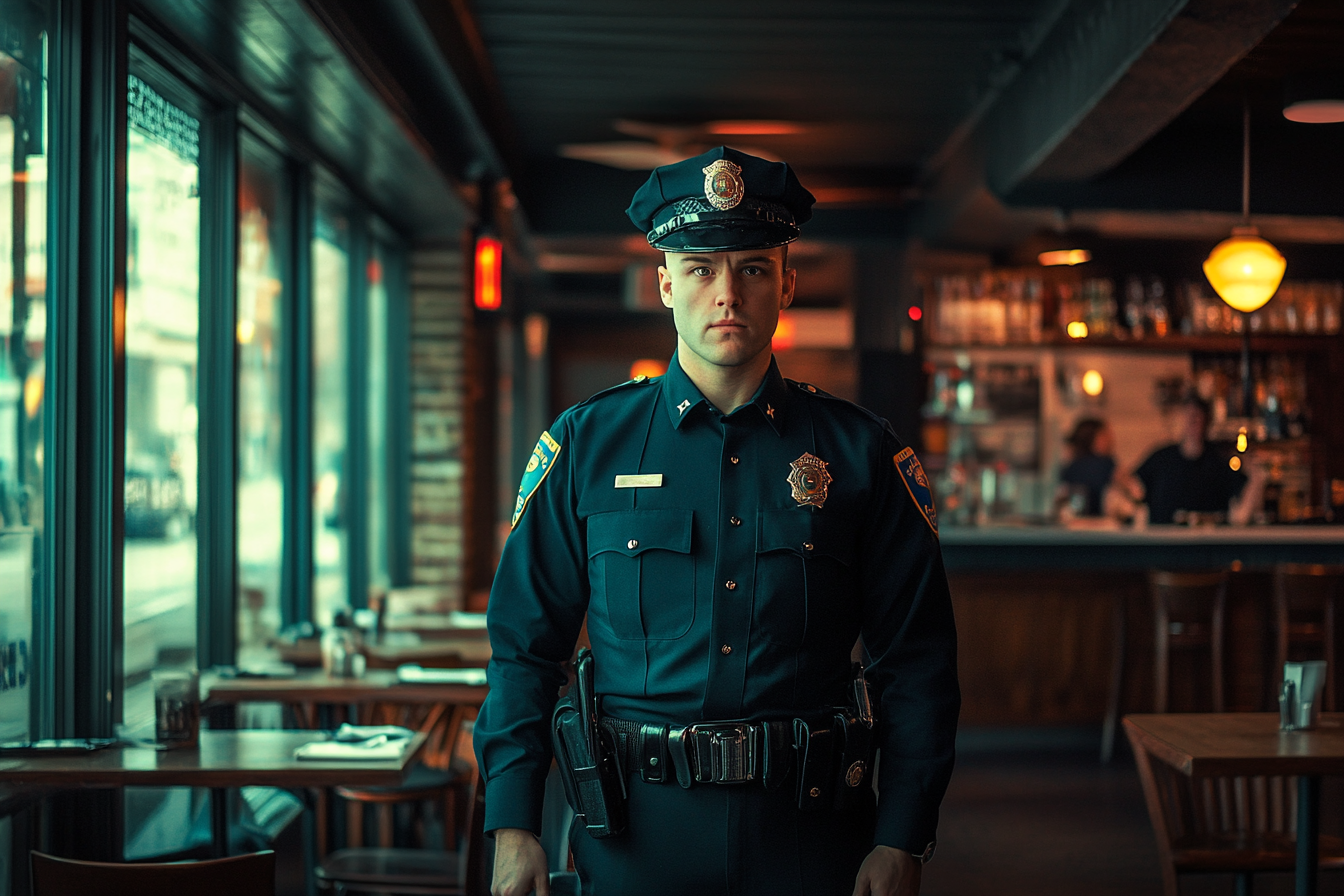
[908, 306, 923, 321]
[474, 235, 503, 310]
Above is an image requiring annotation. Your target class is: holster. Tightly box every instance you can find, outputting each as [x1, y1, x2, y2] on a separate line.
[551, 648, 627, 838]
[793, 662, 879, 812]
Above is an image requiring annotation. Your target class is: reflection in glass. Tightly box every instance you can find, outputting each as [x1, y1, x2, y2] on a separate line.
[0, 2, 49, 748]
[122, 74, 200, 729]
[367, 242, 390, 595]
[312, 204, 349, 626]
[236, 135, 287, 663]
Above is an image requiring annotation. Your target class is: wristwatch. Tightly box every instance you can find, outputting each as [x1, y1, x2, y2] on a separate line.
[909, 841, 936, 864]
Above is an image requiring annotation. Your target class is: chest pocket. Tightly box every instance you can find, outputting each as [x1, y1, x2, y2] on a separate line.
[755, 508, 855, 647]
[588, 510, 696, 641]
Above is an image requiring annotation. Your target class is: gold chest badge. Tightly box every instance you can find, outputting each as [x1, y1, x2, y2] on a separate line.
[787, 452, 832, 508]
[702, 159, 744, 210]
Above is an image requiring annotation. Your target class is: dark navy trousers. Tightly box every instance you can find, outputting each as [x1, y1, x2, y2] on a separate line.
[570, 776, 876, 896]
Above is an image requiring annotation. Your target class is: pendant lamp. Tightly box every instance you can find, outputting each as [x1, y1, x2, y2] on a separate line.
[1202, 104, 1284, 314]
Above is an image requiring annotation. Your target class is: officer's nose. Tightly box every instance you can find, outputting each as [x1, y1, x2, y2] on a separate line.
[716, 272, 742, 307]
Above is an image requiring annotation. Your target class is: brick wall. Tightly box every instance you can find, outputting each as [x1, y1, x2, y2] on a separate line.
[408, 248, 467, 600]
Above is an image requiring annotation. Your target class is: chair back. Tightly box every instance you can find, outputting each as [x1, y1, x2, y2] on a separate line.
[1274, 563, 1344, 711]
[31, 849, 276, 896]
[1148, 570, 1229, 713]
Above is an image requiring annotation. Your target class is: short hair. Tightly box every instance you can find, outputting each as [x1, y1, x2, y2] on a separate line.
[1066, 418, 1106, 457]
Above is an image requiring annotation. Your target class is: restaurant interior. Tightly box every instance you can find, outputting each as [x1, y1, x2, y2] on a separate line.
[0, 0, 1342, 893]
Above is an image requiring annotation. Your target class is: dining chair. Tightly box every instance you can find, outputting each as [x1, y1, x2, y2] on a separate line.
[1126, 726, 1344, 895]
[1150, 570, 1229, 713]
[1274, 563, 1344, 712]
[317, 770, 486, 895]
[30, 849, 275, 896]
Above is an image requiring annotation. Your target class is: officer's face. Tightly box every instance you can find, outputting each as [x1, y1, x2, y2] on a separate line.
[657, 247, 795, 370]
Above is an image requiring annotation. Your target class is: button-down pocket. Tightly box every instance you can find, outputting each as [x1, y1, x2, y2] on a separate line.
[755, 508, 855, 646]
[588, 510, 695, 641]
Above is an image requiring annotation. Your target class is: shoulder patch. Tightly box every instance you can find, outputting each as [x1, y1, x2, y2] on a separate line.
[511, 430, 562, 529]
[894, 447, 938, 537]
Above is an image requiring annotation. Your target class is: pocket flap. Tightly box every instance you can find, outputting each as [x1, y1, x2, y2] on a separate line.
[588, 510, 693, 559]
[757, 508, 854, 565]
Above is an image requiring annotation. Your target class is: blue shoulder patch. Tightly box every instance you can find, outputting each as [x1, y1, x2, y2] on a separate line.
[894, 446, 938, 537]
[511, 430, 562, 529]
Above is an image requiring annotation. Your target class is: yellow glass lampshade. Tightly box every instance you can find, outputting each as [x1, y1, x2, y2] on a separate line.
[1202, 226, 1285, 313]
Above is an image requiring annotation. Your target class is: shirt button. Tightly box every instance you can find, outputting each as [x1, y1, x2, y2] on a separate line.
[721, 644, 732, 655]
[803, 542, 813, 551]
[628, 539, 638, 550]
[730, 516, 741, 527]
[725, 581, 737, 591]
[729, 456, 740, 464]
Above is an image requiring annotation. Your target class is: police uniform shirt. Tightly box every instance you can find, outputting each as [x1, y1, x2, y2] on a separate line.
[474, 353, 960, 855]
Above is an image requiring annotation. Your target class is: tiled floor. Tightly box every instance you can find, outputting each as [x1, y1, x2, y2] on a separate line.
[921, 730, 1344, 896]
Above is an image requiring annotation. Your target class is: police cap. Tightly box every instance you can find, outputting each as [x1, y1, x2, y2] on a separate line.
[626, 146, 816, 252]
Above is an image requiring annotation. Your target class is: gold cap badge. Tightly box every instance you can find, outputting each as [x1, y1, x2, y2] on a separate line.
[703, 159, 745, 211]
[787, 452, 832, 508]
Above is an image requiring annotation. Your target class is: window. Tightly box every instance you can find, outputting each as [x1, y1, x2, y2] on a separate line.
[122, 73, 201, 728]
[0, 0, 50, 749]
[311, 197, 349, 625]
[366, 240, 391, 594]
[236, 134, 288, 663]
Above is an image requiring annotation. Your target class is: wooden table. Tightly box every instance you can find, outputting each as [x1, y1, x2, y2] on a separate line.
[205, 669, 489, 712]
[1124, 713, 1344, 896]
[0, 730, 426, 857]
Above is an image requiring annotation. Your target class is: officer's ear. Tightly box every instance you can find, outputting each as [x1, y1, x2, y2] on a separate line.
[779, 255, 796, 311]
[657, 265, 674, 309]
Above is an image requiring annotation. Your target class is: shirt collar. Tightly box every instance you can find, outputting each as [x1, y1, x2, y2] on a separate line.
[661, 352, 789, 435]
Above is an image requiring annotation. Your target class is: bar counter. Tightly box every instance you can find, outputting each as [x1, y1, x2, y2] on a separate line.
[941, 524, 1344, 571]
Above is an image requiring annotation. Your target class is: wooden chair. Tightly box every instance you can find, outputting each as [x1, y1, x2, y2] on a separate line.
[1150, 570, 1229, 713]
[1274, 564, 1344, 712]
[317, 770, 487, 895]
[1125, 726, 1344, 896]
[31, 849, 275, 896]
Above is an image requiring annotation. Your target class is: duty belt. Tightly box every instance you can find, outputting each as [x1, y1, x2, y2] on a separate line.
[600, 717, 794, 789]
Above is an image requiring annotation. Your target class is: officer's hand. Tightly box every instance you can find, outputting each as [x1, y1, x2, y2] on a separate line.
[492, 827, 550, 896]
[851, 845, 921, 896]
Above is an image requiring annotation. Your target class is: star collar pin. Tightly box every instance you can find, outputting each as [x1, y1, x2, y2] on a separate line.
[766, 404, 776, 420]
[677, 399, 691, 415]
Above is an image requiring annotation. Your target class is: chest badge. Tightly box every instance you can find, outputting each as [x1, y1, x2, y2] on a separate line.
[894, 446, 938, 537]
[702, 159, 745, 210]
[787, 452, 832, 509]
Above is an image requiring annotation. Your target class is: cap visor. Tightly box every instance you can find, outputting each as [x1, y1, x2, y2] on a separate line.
[650, 223, 798, 252]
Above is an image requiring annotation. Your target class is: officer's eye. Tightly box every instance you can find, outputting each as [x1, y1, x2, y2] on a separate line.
[741, 265, 764, 276]
[691, 266, 713, 277]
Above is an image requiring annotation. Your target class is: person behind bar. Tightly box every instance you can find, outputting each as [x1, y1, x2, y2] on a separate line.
[474, 147, 959, 896]
[1058, 417, 1117, 518]
[1131, 393, 1266, 525]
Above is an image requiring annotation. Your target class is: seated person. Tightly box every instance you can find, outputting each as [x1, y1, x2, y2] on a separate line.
[1058, 418, 1116, 517]
[1132, 394, 1266, 525]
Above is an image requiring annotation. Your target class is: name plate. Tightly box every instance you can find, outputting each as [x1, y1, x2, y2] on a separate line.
[614, 474, 663, 489]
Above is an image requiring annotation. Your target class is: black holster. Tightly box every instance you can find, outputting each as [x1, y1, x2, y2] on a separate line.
[794, 662, 878, 812]
[551, 648, 627, 838]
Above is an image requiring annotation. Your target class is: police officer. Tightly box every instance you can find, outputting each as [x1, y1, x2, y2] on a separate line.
[475, 147, 959, 896]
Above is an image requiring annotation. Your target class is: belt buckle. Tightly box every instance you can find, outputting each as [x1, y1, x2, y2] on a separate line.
[688, 723, 756, 784]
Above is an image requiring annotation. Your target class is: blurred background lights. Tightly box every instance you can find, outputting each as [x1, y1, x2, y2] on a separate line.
[1081, 369, 1104, 397]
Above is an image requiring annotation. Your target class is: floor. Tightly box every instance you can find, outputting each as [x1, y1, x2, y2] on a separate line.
[922, 728, 1344, 896]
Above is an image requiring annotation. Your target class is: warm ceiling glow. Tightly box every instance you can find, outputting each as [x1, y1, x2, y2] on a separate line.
[629, 359, 667, 380]
[1203, 226, 1285, 313]
[1081, 370, 1104, 397]
[236, 319, 256, 344]
[1229, 456, 1242, 472]
[772, 313, 797, 350]
[1284, 100, 1344, 124]
[1038, 249, 1091, 267]
[474, 235, 503, 310]
[908, 306, 923, 321]
[1066, 321, 1089, 339]
[705, 120, 806, 135]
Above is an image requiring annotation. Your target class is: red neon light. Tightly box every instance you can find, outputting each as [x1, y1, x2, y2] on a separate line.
[908, 306, 923, 321]
[474, 235, 503, 310]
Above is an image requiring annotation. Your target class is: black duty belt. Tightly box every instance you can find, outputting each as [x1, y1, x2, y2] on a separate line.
[600, 717, 794, 789]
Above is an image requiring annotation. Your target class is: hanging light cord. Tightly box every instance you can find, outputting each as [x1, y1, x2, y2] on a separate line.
[1241, 101, 1251, 224]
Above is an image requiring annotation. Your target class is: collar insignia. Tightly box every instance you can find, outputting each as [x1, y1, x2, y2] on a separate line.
[894, 447, 938, 536]
[677, 399, 691, 415]
[787, 452, 832, 508]
[702, 159, 745, 211]
[766, 403, 776, 420]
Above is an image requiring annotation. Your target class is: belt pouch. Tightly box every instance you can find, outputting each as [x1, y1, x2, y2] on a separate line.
[793, 714, 836, 812]
[639, 724, 668, 783]
[760, 721, 792, 791]
[831, 708, 876, 811]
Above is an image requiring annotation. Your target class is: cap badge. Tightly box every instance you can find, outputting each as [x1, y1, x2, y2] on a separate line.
[787, 452, 832, 509]
[703, 159, 745, 211]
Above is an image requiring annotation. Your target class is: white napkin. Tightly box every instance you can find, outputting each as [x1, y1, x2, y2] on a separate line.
[293, 739, 408, 761]
[396, 665, 488, 685]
